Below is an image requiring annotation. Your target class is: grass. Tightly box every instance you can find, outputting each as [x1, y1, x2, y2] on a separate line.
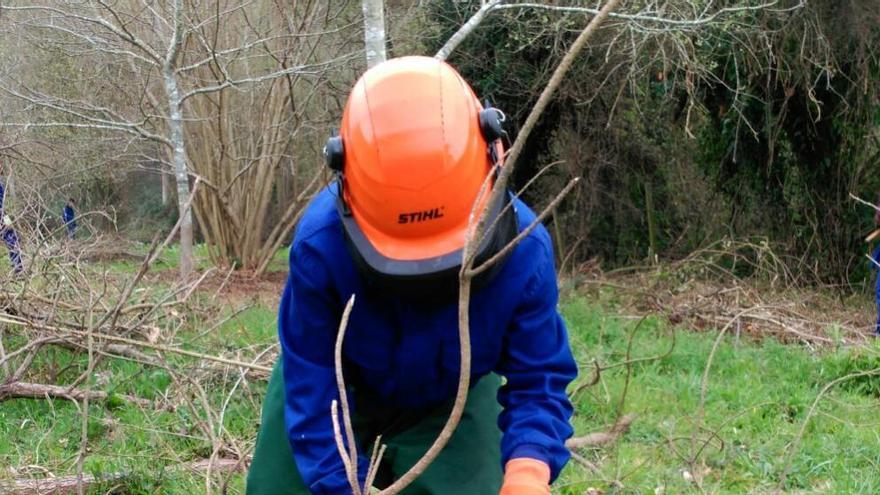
[558, 296, 880, 494]
[0, 248, 278, 493]
[3, 253, 880, 493]
[152, 244, 291, 274]
[0, 315, 269, 493]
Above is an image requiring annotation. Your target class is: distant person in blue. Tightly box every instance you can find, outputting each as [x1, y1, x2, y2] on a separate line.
[872, 244, 880, 336]
[2, 215, 22, 274]
[0, 176, 22, 274]
[63, 199, 77, 240]
[873, 198, 880, 336]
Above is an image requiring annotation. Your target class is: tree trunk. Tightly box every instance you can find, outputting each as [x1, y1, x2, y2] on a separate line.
[362, 0, 386, 68]
[161, 164, 172, 205]
[645, 180, 657, 263]
[163, 0, 193, 279]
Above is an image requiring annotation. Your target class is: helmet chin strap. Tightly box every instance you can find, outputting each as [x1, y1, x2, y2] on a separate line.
[488, 140, 503, 170]
[481, 100, 507, 175]
[334, 173, 352, 217]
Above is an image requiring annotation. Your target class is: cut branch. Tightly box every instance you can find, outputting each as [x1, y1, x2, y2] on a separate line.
[1, 457, 250, 495]
[566, 414, 636, 450]
[0, 381, 151, 407]
[434, 0, 502, 61]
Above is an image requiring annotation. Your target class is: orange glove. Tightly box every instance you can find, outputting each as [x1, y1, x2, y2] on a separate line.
[499, 458, 551, 495]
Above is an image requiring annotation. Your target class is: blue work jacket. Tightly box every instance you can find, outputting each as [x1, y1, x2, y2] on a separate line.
[872, 245, 880, 334]
[279, 185, 577, 494]
[63, 205, 76, 225]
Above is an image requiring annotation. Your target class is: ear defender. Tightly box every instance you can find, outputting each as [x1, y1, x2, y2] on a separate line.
[323, 132, 345, 172]
[480, 102, 507, 168]
[479, 103, 506, 142]
[325, 131, 351, 215]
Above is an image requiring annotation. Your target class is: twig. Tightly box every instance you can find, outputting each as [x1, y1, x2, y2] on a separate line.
[2, 456, 250, 494]
[332, 295, 362, 495]
[566, 414, 637, 449]
[433, 0, 502, 61]
[468, 178, 580, 276]
[331, 400, 359, 494]
[365, 437, 386, 493]
[0, 381, 151, 406]
[75, 292, 96, 495]
[0, 313, 272, 372]
[568, 450, 601, 474]
[569, 360, 602, 398]
[849, 192, 880, 214]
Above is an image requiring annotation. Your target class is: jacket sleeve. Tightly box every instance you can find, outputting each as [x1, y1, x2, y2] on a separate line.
[872, 244, 880, 270]
[279, 242, 368, 494]
[494, 241, 578, 482]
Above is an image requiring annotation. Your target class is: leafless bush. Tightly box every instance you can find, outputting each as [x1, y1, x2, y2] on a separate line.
[0, 191, 275, 494]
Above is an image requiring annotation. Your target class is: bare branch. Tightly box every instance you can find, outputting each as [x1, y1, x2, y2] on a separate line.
[0, 4, 163, 62]
[434, 1, 806, 61]
[434, 0, 502, 61]
[566, 414, 637, 450]
[468, 178, 580, 277]
[0, 381, 151, 407]
[474, 0, 623, 251]
[0, 313, 272, 373]
[179, 53, 358, 102]
[0, 85, 171, 145]
[849, 192, 880, 213]
[496, 1, 804, 28]
[332, 295, 361, 494]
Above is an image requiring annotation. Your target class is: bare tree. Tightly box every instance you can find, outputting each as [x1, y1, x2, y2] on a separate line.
[163, 0, 194, 277]
[0, 0, 360, 277]
[174, 1, 359, 273]
[0, 179, 276, 493]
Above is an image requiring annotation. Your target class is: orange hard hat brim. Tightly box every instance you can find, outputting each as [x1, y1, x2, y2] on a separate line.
[346, 175, 495, 261]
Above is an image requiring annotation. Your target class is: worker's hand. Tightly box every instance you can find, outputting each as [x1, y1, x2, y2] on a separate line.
[499, 458, 551, 495]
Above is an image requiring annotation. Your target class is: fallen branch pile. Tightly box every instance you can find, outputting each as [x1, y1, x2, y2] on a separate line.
[569, 237, 874, 346]
[1, 456, 252, 495]
[0, 214, 271, 493]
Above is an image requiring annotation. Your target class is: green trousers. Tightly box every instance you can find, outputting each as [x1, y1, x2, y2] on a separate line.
[246, 360, 504, 494]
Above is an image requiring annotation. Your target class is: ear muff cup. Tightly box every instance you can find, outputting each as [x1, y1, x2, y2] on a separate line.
[479, 106, 506, 142]
[324, 135, 345, 172]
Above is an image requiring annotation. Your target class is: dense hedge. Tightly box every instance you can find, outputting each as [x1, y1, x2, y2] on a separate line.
[424, 0, 880, 284]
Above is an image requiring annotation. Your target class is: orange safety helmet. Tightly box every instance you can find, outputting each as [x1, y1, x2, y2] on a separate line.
[324, 56, 513, 291]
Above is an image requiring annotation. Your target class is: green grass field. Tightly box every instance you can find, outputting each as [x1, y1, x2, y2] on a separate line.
[2, 252, 880, 494]
[558, 297, 880, 494]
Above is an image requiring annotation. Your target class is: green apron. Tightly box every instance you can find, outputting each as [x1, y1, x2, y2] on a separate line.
[247, 360, 504, 494]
